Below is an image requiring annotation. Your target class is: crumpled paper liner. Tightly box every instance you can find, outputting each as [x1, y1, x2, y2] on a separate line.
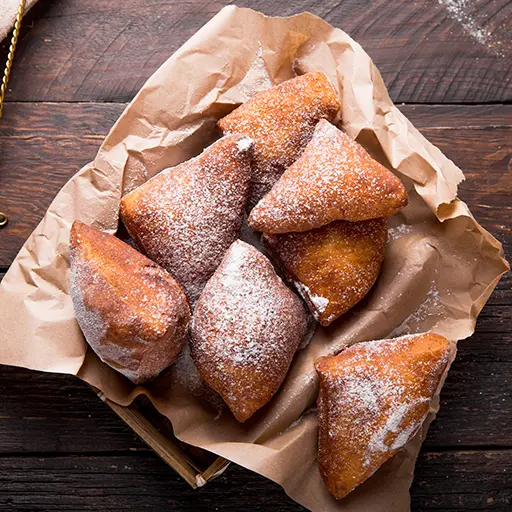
[0, 0, 38, 42]
[0, 6, 508, 512]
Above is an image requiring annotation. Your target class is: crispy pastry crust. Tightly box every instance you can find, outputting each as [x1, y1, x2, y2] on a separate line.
[263, 218, 388, 326]
[218, 72, 341, 206]
[190, 240, 308, 422]
[70, 221, 191, 384]
[120, 134, 253, 302]
[249, 119, 408, 233]
[315, 333, 451, 499]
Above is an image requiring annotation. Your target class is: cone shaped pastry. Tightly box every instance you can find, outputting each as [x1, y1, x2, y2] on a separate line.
[249, 119, 408, 234]
[120, 134, 253, 302]
[263, 218, 387, 326]
[315, 332, 451, 500]
[70, 221, 191, 384]
[218, 72, 341, 206]
[191, 240, 308, 422]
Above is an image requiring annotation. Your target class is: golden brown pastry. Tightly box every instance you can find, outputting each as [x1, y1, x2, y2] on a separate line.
[249, 119, 408, 234]
[218, 72, 341, 206]
[190, 240, 308, 422]
[69, 221, 191, 384]
[120, 134, 253, 302]
[263, 218, 387, 326]
[315, 332, 451, 500]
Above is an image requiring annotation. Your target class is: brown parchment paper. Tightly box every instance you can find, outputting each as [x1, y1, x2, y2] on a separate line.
[0, 6, 508, 511]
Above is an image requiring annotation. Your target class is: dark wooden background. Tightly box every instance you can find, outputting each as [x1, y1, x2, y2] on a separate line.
[0, 0, 511, 510]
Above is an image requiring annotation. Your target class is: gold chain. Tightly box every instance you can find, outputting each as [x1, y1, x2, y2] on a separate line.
[0, 0, 26, 227]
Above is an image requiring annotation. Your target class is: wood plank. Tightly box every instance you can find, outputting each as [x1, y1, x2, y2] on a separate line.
[0, 104, 124, 267]
[486, 273, 511, 307]
[0, 363, 148, 453]
[0, 451, 509, 511]
[2, 103, 508, 137]
[395, 104, 512, 129]
[0, 102, 126, 137]
[4, 0, 511, 104]
[0, 103, 509, 456]
[412, 450, 512, 510]
[0, 134, 105, 266]
[0, 454, 297, 511]
[0, 103, 510, 267]
[99, 396, 201, 488]
[0, 325, 510, 453]
[431, 360, 512, 448]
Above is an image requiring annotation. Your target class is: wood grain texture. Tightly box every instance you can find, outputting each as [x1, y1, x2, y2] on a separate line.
[3, 0, 511, 104]
[0, 102, 124, 266]
[0, 102, 126, 136]
[412, 451, 512, 511]
[0, 103, 510, 266]
[0, 451, 509, 511]
[0, 364, 148, 453]
[0, 2, 509, 509]
[0, 264, 510, 454]
[0, 321, 510, 453]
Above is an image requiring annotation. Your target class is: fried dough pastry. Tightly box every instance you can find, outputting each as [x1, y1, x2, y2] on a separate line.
[263, 218, 387, 326]
[120, 134, 253, 302]
[249, 119, 408, 234]
[190, 240, 308, 422]
[69, 221, 191, 384]
[315, 332, 451, 500]
[218, 72, 341, 206]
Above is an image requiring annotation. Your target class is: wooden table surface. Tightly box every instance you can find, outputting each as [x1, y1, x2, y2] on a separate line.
[0, 0, 511, 510]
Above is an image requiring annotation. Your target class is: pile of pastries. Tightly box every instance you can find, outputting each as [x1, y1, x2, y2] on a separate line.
[69, 72, 451, 499]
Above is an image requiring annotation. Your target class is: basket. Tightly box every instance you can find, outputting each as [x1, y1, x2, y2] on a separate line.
[94, 387, 230, 488]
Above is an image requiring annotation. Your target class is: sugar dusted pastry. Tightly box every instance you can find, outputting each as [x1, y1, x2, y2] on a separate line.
[263, 218, 387, 326]
[69, 221, 191, 384]
[249, 119, 408, 234]
[315, 332, 451, 500]
[120, 134, 253, 302]
[191, 240, 308, 422]
[218, 72, 341, 206]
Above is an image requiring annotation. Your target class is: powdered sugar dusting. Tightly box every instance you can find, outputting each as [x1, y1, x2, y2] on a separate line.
[191, 240, 308, 421]
[292, 281, 327, 322]
[311, 295, 329, 313]
[366, 399, 428, 465]
[249, 119, 407, 233]
[316, 333, 451, 496]
[298, 317, 317, 350]
[388, 223, 412, 241]
[70, 254, 108, 351]
[172, 345, 204, 395]
[69, 223, 190, 384]
[172, 345, 226, 418]
[120, 134, 252, 302]
[236, 137, 253, 151]
[390, 280, 442, 337]
[219, 72, 341, 206]
[263, 218, 388, 326]
[438, 0, 506, 57]
[293, 281, 329, 314]
[236, 44, 275, 99]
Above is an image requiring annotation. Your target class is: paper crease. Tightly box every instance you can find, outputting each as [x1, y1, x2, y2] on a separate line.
[0, 7, 508, 512]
